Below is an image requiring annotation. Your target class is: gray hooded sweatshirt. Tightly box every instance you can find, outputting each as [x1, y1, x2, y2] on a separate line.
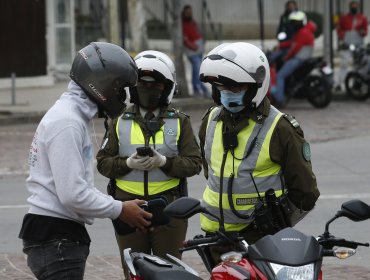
[26, 80, 122, 225]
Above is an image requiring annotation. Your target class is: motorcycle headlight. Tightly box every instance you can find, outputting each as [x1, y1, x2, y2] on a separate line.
[269, 262, 314, 280]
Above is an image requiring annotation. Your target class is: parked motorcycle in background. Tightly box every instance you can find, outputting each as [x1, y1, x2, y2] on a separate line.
[267, 32, 334, 108]
[123, 197, 370, 280]
[344, 43, 370, 101]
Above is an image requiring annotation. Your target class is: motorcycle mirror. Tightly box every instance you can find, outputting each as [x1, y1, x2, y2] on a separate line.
[277, 32, 287, 41]
[164, 197, 202, 219]
[337, 199, 370, 222]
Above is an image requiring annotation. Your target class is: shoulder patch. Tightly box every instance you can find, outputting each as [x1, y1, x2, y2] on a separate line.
[283, 114, 300, 128]
[165, 108, 180, 118]
[302, 142, 311, 161]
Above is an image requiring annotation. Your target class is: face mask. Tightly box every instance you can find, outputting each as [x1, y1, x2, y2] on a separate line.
[136, 85, 163, 109]
[220, 90, 246, 113]
[350, 7, 358, 14]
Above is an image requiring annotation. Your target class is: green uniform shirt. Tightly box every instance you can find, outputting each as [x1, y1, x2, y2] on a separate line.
[198, 97, 320, 211]
[96, 104, 202, 182]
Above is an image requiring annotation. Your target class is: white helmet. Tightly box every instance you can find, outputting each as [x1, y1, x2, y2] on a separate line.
[200, 42, 269, 108]
[130, 50, 177, 107]
[288, 10, 307, 25]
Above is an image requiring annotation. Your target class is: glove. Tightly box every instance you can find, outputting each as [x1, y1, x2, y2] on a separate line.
[146, 149, 166, 170]
[126, 152, 152, 170]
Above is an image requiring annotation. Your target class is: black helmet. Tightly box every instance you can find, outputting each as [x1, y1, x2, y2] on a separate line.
[70, 42, 138, 118]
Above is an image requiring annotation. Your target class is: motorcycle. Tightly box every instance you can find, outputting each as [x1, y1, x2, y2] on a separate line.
[123, 197, 370, 280]
[344, 43, 370, 101]
[267, 32, 333, 108]
[269, 55, 333, 108]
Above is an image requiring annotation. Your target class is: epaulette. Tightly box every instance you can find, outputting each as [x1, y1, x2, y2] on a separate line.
[121, 112, 136, 119]
[283, 114, 300, 128]
[165, 108, 181, 118]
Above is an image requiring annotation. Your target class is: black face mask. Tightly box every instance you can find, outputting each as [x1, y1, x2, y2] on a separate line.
[350, 7, 358, 14]
[137, 85, 163, 109]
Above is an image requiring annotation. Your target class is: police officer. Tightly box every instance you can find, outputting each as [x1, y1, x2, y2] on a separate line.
[198, 42, 320, 265]
[96, 50, 202, 277]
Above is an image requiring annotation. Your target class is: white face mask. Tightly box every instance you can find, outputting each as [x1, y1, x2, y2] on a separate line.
[220, 90, 246, 113]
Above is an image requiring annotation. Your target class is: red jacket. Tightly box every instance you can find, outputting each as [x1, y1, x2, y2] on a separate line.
[182, 19, 203, 51]
[284, 21, 316, 60]
[337, 13, 368, 41]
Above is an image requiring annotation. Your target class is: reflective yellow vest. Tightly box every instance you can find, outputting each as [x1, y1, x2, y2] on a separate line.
[115, 113, 180, 196]
[200, 106, 284, 232]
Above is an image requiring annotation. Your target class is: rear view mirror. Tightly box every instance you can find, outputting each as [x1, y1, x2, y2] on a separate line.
[337, 200, 370, 222]
[164, 197, 202, 219]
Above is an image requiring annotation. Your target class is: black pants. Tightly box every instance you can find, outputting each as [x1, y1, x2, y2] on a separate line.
[23, 239, 89, 280]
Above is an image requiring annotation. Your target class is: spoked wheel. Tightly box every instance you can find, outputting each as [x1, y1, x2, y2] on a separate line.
[345, 72, 370, 101]
[306, 76, 332, 108]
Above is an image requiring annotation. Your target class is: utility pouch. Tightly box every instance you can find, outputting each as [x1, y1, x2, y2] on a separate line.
[265, 190, 291, 228]
[253, 201, 280, 235]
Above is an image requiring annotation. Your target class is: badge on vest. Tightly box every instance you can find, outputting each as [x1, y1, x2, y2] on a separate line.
[236, 197, 260, 205]
[166, 128, 175, 136]
[302, 142, 311, 161]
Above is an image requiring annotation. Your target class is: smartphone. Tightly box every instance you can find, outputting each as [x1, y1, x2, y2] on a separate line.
[136, 146, 153, 157]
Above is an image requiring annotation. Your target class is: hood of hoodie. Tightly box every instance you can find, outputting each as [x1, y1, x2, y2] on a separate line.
[59, 80, 98, 120]
[305, 21, 317, 33]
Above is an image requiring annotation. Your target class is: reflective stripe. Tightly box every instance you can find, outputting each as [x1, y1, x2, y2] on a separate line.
[115, 117, 180, 195]
[201, 186, 284, 232]
[206, 173, 283, 194]
[201, 106, 284, 232]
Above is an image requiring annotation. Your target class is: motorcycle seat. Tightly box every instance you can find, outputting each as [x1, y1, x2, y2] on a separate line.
[135, 256, 202, 280]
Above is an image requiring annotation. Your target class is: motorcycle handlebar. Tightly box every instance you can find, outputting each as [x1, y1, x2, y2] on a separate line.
[182, 235, 220, 248]
[319, 235, 369, 250]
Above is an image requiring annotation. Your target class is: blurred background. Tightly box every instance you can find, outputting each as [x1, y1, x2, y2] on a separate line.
[1, 0, 369, 96]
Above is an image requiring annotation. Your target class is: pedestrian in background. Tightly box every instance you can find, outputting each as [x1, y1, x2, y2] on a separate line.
[18, 42, 152, 280]
[182, 4, 210, 98]
[198, 42, 320, 266]
[96, 50, 202, 278]
[336, 1, 368, 91]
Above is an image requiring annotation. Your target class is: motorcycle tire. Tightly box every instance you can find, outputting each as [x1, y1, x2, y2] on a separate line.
[306, 75, 332, 108]
[344, 72, 370, 101]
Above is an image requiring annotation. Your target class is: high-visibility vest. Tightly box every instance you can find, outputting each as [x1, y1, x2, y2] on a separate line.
[200, 106, 284, 232]
[115, 114, 180, 196]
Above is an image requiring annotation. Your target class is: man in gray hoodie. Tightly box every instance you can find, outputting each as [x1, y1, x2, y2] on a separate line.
[19, 42, 152, 280]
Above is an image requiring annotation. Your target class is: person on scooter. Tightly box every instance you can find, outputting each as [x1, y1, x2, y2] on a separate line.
[268, 0, 298, 64]
[96, 50, 202, 278]
[271, 11, 316, 107]
[198, 42, 320, 266]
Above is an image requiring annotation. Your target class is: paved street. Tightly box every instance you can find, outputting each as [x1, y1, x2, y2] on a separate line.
[1, 93, 370, 278]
